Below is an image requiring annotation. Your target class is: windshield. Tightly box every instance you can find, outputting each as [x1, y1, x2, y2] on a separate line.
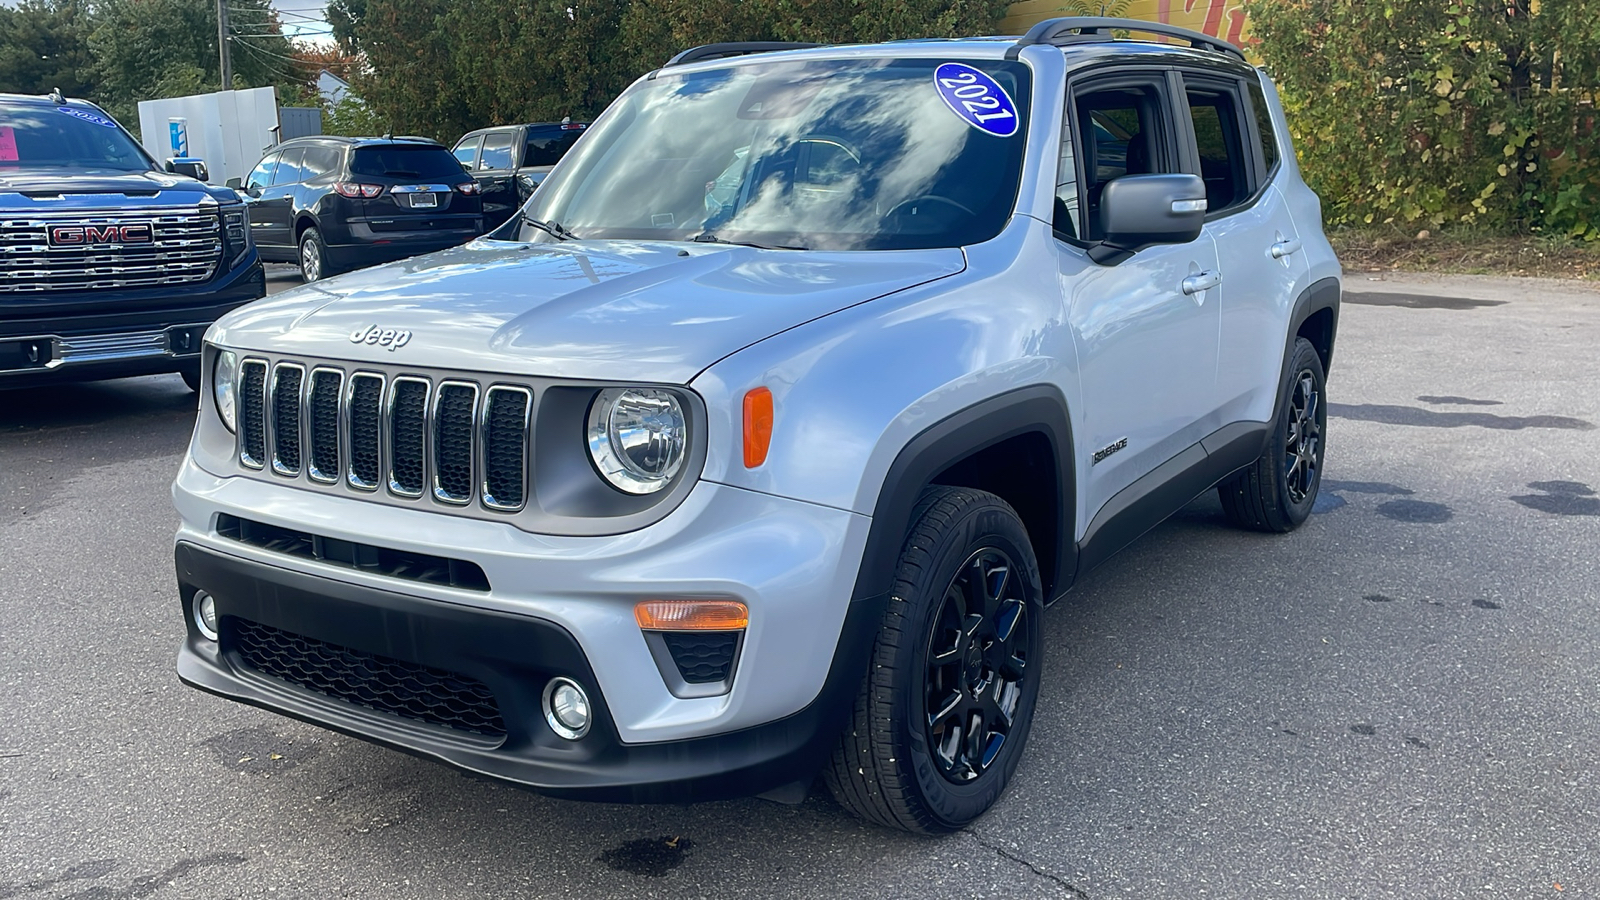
[519, 58, 1031, 251]
[349, 145, 466, 180]
[0, 102, 151, 172]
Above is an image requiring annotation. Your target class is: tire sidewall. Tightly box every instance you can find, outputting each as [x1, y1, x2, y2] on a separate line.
[299, 228, 325, 281]
[1269, 339, 1327, 527]
[895, 500, 1044, 830]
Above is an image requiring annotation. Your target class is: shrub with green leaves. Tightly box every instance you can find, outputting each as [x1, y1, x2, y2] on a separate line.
[1246, 0, 1600, 239]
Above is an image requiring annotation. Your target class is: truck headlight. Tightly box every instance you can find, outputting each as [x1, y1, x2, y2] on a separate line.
[213, 348, 239, 432]
[586, 388, 687, 494]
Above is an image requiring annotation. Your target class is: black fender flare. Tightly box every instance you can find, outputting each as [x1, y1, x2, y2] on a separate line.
[1266, 276, 1341, 436]
[847, 383, 1078, 605]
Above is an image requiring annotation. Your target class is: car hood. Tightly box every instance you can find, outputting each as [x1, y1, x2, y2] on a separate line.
[212, 238, 966, 383]
[0, 168, 236, 208]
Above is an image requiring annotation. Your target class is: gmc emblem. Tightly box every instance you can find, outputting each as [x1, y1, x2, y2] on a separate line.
[48, 223, 154, 246]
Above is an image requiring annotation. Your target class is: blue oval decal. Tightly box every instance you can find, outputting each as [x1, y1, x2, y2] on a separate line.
[933, 63, 1019, 138]
[57, 107, 116, 128]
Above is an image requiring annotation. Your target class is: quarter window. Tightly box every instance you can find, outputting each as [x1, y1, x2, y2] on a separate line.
[1184, 85, 1249, 213]
[302, 146, 340, 178]
[1247, 79, 1280, 175]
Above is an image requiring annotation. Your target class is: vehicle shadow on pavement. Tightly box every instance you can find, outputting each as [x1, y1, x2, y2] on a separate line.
[0, 375, 197, 432]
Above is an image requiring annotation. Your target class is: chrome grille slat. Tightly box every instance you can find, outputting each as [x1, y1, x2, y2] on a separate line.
[307, 369, 344, 484]
[0, 210, 222, 293]
[387, 377, 431, 498]
[232, 357, 534, 515]
[271, 363, 305, 476]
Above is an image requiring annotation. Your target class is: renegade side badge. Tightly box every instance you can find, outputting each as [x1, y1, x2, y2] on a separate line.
[1091, 437, 1128, 465]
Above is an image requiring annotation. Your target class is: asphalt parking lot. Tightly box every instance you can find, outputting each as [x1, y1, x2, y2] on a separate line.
[2, 272, 1598, 899]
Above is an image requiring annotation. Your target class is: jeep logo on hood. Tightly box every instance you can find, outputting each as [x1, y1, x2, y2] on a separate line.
[350, 325, 412, 350]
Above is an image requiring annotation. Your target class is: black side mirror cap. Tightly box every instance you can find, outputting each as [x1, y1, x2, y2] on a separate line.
[225, 177, 243, 190]
[166, 157, 209, 182]
[1088, 173, 1207, 265]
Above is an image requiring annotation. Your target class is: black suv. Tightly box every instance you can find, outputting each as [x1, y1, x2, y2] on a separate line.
[0, 92, 263, 390]
[233, 136, 483, 281]
[452, 121, 588, 231]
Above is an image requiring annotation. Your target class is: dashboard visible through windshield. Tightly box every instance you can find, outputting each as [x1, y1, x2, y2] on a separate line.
[517, 58, 1033, 251]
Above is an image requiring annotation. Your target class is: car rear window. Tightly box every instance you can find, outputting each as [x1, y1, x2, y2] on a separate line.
[524, 128, 584, 167]
[349, 145, 463, 180]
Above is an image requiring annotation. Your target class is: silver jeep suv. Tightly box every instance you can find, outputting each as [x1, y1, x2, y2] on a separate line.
[173, 18, 1340, 833]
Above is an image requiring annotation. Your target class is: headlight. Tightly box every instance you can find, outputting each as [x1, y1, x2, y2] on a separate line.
[222, 207, 251, 265]
[586, 388, 687, 494]
[213, 349, 239, 433]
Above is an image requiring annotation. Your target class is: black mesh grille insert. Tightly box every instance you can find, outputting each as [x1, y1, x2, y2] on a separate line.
[228, 618, 506, 738]
[348, 374, 383, 488]
[272, 366, 303, 473]
[389, 379, 428, 494]
[662, 631, 740, 684]
[434, 384, 476, 501]
[483, 388, 529, 509]
[239, 361, 267, 466]
[216, 513, 490, 590]
[308, 370, 342, 481]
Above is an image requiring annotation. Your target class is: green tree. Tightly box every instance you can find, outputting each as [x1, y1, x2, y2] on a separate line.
[1247, 0, 1600, 238]
[0, 0, 96, 97]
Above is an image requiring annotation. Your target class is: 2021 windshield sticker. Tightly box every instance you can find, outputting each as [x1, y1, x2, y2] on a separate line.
[933, 63, 1019, 138]
[56, 107, 116, 128]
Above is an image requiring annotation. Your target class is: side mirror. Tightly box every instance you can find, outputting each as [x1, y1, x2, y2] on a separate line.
[1088, 173, 1208, 265]
[165, 157, 209, 182]
[225, 177, 243, 190]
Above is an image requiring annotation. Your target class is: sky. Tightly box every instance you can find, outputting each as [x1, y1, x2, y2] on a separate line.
[268, 0, 336, 46]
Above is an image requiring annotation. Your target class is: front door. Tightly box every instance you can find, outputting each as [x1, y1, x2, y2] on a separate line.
[1055, 74, 1222, 522]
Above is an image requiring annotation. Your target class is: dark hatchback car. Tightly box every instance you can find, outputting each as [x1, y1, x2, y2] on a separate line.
[232, 136, 483, 281]
[451, 121, 587, 231]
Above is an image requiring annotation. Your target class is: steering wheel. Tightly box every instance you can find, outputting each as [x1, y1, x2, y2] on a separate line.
[885, 195, 976, 219]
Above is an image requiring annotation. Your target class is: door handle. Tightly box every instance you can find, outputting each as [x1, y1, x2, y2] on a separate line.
[1181, 270, 1221, 295]
[1270, 238, 1302, 259]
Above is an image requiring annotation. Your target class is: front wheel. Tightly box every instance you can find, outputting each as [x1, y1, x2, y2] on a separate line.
[1218, 336, 1327, 532]
[825, 486, 1044, 833]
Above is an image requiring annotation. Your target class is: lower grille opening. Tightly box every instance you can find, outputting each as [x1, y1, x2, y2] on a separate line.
[227, 618, 506, 738]
[662, 631, 740, 684]
[216, 513, 490, 591]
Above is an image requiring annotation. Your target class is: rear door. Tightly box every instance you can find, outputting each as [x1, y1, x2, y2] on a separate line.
[473, 129, 517, 229]
[347, 143, 480, 235]
[1182, 70, 1310, 426]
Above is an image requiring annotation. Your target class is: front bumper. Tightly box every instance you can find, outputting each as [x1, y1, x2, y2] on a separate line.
[176, 541, 884, 801]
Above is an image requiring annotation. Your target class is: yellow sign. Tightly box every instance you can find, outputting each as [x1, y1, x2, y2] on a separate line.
[1000, 0, 1252, 48]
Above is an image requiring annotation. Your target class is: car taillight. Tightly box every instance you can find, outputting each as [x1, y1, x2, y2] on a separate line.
[334, 182, 384, 199]
[455, 182, 480, 195]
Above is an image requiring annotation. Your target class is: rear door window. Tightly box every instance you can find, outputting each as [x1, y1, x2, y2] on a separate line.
[478, 132, 513, 170]
[1183, 81, 1250, 213]
[349, 145, 466, 180]
[270, 148, 306, 186]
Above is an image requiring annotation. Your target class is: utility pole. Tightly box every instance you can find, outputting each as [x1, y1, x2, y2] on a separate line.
[217, 0, 233, 90]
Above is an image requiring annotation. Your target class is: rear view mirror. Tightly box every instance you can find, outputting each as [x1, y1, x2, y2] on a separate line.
[1089, 173, 1207, 265]
[165, 157, 209, 182]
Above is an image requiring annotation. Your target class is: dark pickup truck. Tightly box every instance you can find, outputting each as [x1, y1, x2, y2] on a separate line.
[1, 92, 264, 390]
[451, 121, 588, 231]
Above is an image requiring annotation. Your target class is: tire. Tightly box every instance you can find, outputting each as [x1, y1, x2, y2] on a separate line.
[825, 486, 1044, 834]
[178, 360, 203, 393]
[1218, 336, 1327, 532]
[298, 227, 332, 282]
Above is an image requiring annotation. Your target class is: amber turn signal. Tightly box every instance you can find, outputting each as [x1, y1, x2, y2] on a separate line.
[743, 387, 774, 468]
[635, 599, 749, 631]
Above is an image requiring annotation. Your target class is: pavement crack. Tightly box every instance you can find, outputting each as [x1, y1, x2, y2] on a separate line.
[962, 829, 1090, 898]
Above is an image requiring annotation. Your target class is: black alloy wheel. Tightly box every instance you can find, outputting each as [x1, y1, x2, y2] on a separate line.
[1283, 366, 1322, 505]
[1218, 336, 1327, 532]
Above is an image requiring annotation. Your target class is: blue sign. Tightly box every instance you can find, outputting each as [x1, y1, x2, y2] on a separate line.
[932, 63, 1019, 138]
[169, 121, 188, 156]
[56, 106, 117, 128]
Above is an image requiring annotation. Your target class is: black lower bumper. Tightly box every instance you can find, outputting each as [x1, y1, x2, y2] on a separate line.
[174, 542, 880, 802]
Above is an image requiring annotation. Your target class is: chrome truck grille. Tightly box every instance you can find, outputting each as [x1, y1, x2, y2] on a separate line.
[236, 359, 533, 513]
[0, 209, 222, 293]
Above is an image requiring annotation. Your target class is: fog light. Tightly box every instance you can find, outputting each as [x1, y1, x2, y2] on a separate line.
[193, 591, 219, 641]
[542, 677, 591, 740]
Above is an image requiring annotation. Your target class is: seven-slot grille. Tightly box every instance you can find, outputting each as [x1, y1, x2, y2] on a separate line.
[237, 359, 531, 513]
[0, 209, 222, 293]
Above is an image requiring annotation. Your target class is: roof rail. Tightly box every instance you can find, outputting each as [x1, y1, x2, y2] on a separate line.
[662, 42, 821, 69]
[1005, 16, 1244, 61]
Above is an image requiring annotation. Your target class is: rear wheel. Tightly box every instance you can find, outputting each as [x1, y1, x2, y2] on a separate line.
[1218, 337, 1327, 532]
[825, 486, 1044, 833]
[298, 227, 332, 281]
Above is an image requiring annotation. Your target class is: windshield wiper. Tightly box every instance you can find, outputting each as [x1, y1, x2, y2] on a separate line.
[518, 212, 578, 241]
[691, 232, 806, 251]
